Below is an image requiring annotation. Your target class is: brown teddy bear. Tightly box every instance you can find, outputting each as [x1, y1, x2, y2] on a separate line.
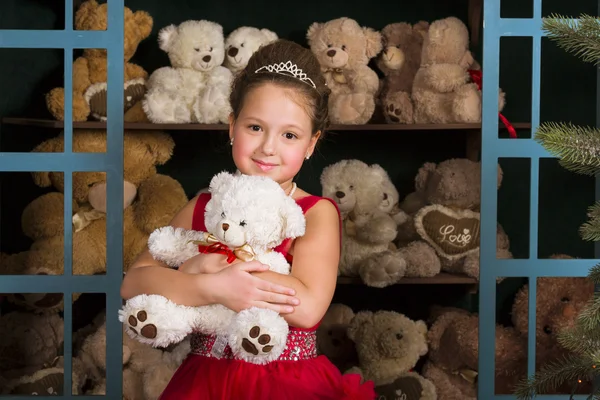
[422, 307, 526, 399]
[511, 254, 594, 395]
[393, 158, 512, 280]
[307, 17, 382, 124]
[347, 310, 437, 399]
[412, 17, 504, 123]
[45, 0, 153, 122]
[316, 303, 358, 372]
[2, 130, 188, 312]
[376, 21, 429, 124]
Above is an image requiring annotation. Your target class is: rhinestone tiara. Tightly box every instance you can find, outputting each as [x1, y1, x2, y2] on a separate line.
[254, 60, 317, 89]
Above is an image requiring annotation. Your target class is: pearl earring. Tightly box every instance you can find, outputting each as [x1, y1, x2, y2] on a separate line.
[305, 154, 310, 160]
[230, 138, 234, 145]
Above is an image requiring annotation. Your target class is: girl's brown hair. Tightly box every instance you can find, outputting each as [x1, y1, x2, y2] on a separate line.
[229, 39, 330, 136]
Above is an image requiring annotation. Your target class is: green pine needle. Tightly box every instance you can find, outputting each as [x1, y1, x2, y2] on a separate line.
[534, 122, 600, 176]
[542, 14, 600, 65]
[588, 263, 600, 286]
[576, 295, 600, 332]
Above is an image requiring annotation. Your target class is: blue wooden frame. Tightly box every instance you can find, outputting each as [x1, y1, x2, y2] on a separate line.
[0, 0, 125, 398]
[479, 0, 596, 398]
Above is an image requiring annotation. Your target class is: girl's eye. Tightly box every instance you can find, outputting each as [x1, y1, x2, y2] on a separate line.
[284, 132, 297, 140]
[249, 125, 261, 132]
[239, 221, 246, 227]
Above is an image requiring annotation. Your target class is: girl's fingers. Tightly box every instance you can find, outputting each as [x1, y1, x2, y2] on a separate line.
[258, 290, 300, 306]
[255, 279, 296, 296]
[254, 301, 295, 314]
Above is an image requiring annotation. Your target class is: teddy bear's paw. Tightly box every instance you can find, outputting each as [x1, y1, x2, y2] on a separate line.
[453, 84, 481, 123]
[384, 92, 414, 124]
[228, 307, 289, 364]
[6, 367, 64, 396]
[359, 251, 407, 288]
[124, 78, 146, 112]
[194, 87, 227, 123]
[332, 94, 374, 124]
[84, 82, 108, 121]
[143, 93, 190, 123]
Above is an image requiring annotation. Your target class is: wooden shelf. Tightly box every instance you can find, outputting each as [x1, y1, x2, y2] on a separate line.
[1, 118, 531, 132]
[337, 272, 478, 285]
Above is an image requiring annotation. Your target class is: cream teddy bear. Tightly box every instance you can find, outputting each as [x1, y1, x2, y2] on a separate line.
[376, 21, 429, 124]
[119, 171, 306, 365]
[224, 26, 278, 75]
[316, 303, 358, 372]
[348, 310, 437, 400]
[307, 17, 382, 124]
[412, 16, 504, 123]
[143, 20, 233, 124]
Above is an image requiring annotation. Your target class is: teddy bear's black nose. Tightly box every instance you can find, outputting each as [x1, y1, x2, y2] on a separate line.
[335, 191, 345, 198]
[222, 223, 229, 231]
[327, 49, 336, 57]
[203, 55, 211, 63]
[228, 47, 238, 57]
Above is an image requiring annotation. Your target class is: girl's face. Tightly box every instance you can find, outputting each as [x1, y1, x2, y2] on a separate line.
[229, 83, 319, 186]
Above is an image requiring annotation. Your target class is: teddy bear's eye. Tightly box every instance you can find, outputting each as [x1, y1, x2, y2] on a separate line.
[221, 212, 226, 218]
[240, 43, 244, 47]
[383, 193, 388, 200]
[209, 47, 213, 51]
[239, 220, 246, 227]
[349, 185, 354, 190]
[396, 44, 401, 49]
[561, 297, 570, 302]
[543, 325, 552, 334]
[327, 43, 332, 48]
[194, 47, 200, 52]
[396, 333, 403, 340]
[341, 45, 347, 51]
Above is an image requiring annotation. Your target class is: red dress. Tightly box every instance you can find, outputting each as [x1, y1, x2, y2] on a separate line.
[159, 194, 375, 400]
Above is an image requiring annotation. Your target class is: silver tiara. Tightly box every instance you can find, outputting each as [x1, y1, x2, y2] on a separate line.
[254, 61, 317, 89]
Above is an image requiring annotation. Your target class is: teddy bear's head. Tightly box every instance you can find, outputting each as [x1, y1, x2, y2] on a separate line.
[414, 158, 502, 209]
[204, 172, 306, 250]
[321, 159, 394, 217]
[224, 26, 278, 73]
[347, 310, 428, 382]
[158, 20, 226, 72]
[75, 0, 153, 61]
[420, 17, 472, 67]
[307, 17, 382, 71]
[29, 130, 175, 211]
[511, 257, 594, 359]
[317, 303, 357, 367]
[376, 21, 429, 74]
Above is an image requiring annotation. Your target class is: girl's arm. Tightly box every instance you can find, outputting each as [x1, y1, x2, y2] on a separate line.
[251, 199, 341, 329]
[120, 196, 299, 314]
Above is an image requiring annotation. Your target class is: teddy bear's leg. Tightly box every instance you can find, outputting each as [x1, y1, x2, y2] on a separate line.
[460, 250, 480, 279]
[452, 83, 481, 123]
[193, 86, 231, 124]
[46, 87, 91, 122]
[143, 89, 192, 123]
[358, 250, 407, 288]
[227, 307, 290, 364]
[422, 362, 472, 400]
[397, 241, 442, 278]
[331, 93, 375, 125]
[384, 91, 414, 124]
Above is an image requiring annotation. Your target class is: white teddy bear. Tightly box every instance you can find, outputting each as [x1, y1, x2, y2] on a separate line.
[142, 20, 233, 124]
[119, 171, 306, 365]
[224, 26, 278, 75]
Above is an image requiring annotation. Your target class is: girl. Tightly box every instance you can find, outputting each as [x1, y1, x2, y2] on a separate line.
[120, 39, 375, 400]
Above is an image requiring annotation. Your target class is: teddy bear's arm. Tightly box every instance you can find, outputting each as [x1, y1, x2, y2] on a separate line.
[256, 251, 291, 275]
[21, 192, 69, 241]
[125, 62, 148, 81]
[351, 66, 380, 95]
[422, 64, 470, 93]
[352, 211, 397, 245]
[146, 225, 207, 268]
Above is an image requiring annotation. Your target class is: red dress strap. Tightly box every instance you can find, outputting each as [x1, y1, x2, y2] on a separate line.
[192, 193, 211, 231]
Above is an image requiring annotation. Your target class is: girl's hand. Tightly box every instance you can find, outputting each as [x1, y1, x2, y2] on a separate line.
[205, 260, 300, 314]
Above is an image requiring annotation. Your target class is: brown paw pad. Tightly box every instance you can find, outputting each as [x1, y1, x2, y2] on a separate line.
[124, 82, 146, 111]
[242, 326, 273, 355]
[127, 311, 156, 338]
[386, 104, 402, 122]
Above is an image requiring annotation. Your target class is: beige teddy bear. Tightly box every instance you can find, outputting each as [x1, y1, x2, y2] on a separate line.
[412, 16, 504, 123]
[377, 21, 429, 124]
[223, 26, 278, 75]
[316, 303, 358, 372]
[348, 310, 437, 399]
[307, 17, 382, 124]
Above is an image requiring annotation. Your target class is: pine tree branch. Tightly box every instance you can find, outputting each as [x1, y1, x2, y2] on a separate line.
[542, 14, 600, 65]
[534, 122, 600, 176]
[576, 294, 600, 332]
[514, 353, 597, 399]
[588, 263, 600, 286]
[558, 322, 600, 356]
[580, 203, 600, 241]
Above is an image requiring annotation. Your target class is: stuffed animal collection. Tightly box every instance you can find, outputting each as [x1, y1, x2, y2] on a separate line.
[43, 4, 510, 127]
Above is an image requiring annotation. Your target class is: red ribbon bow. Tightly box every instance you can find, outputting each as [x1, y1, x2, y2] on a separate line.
[468, 69, 517, 139]
[198, 243, 237, 264]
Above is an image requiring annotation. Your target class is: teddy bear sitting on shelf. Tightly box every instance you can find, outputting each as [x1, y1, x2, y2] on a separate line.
[119, 171, 306, 365]
[223, 26, 278, 75]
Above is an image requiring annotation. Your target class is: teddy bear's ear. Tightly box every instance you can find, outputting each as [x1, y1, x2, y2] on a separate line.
[413, 21, 430, 38]
[497, 163, 504, 188]
[134, 10, 153, 40]
[414, 162, 437, 193]
[74, 0, 99, 30]
[134, 132, 175, 165]
[158, 24, 178, 52]
[363, 27, 383, 59]
[209, 171, 235, 196]
[280, 197, 306, 239]
[347, 311, 373, 342]
[30, 137, 62, 187]
[306, 22, 323, 45]
[261, 29, 279, 44]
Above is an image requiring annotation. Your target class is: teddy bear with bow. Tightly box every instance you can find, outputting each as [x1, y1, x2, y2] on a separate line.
[307, 17, 383, 124]
[143, 20, 233, 124]
[119, 172, 306, 365]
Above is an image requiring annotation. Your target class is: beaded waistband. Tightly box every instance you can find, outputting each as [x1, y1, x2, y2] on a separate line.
[190, 329, 318, 362]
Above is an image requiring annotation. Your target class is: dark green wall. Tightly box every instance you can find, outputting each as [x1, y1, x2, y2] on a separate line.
[0, 0, 597, 325]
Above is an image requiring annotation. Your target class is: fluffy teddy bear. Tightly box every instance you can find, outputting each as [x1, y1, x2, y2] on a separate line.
[0, 130, 188, 312]
[307, 17, 383, 124]
[119, 171, 306, 365]
[412, 16, 505, 124]
[224, 26, 278, 75]
[142, 20, 233, 124]
[422, 307, 526, 399]
[45, 0, 152, 122]
[391, 158, 511, 281]
[316, 303, 358, 372]
[376, 21, 429, 124]
[348, 310, 437, 399]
